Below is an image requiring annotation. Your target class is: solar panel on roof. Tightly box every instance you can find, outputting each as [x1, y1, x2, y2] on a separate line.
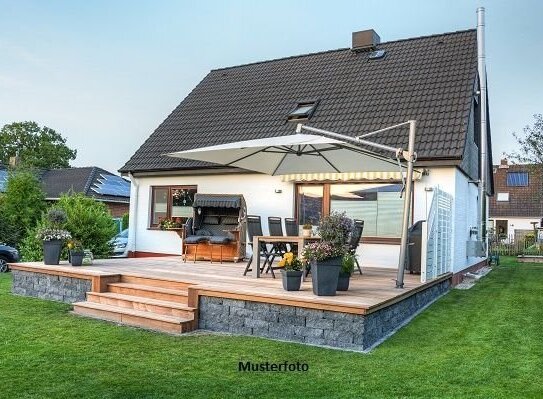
[506, 172, 529, 187]
[91, 174, 130, 197]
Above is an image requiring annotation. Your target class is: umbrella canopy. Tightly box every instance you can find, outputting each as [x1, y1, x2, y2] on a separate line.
[166, 133, 402, 175]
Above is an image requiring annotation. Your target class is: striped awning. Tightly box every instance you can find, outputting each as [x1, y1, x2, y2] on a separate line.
[280, 171, 422, 182]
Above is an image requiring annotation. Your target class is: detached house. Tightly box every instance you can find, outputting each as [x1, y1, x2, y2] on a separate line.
[120, 28, 494, 281]
[489, 159, 542, 240]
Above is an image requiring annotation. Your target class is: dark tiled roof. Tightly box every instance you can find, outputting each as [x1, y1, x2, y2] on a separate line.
[41, 167, 130, 203]
[120, 29, 478, 173]
[489, 164, 543, 218]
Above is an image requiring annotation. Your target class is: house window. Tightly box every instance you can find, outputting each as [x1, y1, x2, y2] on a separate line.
[496, 192, 509, 202]
[296, 182, 405, 238]
[506, 172, 529, 187]
[287, 101, 318, 121]
[150, 186, 197, 226]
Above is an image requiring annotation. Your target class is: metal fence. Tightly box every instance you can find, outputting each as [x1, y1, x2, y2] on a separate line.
[488, 233, 543, 256]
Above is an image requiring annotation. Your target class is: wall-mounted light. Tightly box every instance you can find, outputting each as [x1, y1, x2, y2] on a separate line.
[275, 189, 282, 194]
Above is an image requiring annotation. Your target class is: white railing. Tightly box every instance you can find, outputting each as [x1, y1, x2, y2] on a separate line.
[420, 187, 453, 283]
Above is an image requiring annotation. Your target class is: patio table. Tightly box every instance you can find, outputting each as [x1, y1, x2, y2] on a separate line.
[252, 235, 320, 279]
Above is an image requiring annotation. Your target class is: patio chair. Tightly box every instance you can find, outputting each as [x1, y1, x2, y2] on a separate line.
[183, 218, 211, 263]
[266, 216, 288, 276]
[348, 219, 365, 275]
[284, 218, 299, 254]
[243, 215, 273, 276]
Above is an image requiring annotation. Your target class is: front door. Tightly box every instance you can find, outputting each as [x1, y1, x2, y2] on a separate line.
[495, 219, 508, 239]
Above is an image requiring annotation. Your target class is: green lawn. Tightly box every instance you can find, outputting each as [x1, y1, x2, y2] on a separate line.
[1, 258, 542, 399]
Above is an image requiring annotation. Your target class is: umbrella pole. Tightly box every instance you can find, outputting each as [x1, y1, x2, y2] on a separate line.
[396, 120, 417, 288]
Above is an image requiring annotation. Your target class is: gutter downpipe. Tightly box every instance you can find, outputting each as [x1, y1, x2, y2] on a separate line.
[477, 7, 488, 254]
[127, 172, 139, 256]
[297, 121, 417, 288]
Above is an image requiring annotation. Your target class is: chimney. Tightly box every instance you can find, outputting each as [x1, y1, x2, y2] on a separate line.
[499, 158, 509, 169]
[352, 29, 380, 51]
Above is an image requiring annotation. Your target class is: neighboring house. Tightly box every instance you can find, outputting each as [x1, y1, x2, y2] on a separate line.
[489, 158, 542, 240]
[1, 166, 130, 227]
[120, 28, 494, 280]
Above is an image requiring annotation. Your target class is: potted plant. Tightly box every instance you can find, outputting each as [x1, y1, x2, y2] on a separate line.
[302, 223, 313, 238]
[37, 209, 71, 265]
[278, 252, 303, 291]
[67, 240, 85, 266]
[338, 253, 356, 291]
[302, 211, 354, 296]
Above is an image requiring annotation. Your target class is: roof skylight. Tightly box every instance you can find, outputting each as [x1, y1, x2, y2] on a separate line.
[287, 101, 318, 121]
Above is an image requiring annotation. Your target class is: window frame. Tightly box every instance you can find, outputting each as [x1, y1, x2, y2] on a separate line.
[294, 181, 412, 244]
[149, 185, 197, 228]
[287, 100, 319, 121]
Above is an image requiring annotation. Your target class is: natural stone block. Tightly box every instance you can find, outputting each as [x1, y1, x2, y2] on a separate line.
[222, 298, 245, 308]
[244, 318, 269, 329]
[277, 314, 305, 326]
[294, 326, 323, 338]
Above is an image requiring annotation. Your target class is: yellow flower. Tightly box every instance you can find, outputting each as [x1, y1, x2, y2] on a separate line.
[278, 259, 285, 267]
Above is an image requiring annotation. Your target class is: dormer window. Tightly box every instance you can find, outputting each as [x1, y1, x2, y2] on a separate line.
[287, 101, 318, 121]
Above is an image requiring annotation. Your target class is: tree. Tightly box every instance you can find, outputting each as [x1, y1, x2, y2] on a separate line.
[0, 121, 77, 169]
[508, 114, 543, 216]
[0, 170, 46, 247]
[509, 114, 543, 165]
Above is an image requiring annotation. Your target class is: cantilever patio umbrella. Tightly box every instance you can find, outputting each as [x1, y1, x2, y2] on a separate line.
[167, 121, 418, 288]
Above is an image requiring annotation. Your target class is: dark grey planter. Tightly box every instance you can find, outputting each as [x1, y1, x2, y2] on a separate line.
[311, 256, 341, 296]
[281, 270, 303, 291]
[70, 251, 85, 266]
[337, 272, 351, 291]
[43, 240, 62, 265]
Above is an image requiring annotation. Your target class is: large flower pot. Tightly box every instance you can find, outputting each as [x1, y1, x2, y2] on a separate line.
[70, 251, 85, 266]
[43, 240, 62, 265]
[337, 272, 351, 291]
[311, 257, 341, 296]
[281, 270, 303, 291]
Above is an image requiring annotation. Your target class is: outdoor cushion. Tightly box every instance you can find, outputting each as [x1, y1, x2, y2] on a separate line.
[221, 216, 238, 225]
[209, 236, 232, 244]
[203, 216, 220, 225]
[196, 229, 213, 236]
[184, 235, 209, 244]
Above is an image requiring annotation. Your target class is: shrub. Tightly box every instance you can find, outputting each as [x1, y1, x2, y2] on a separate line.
[0, 169, 45, 247]
[121, 212, 129, 230]
[20, 193, 116, 260]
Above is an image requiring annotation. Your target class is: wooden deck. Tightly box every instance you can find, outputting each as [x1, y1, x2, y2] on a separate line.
[11, 257, 451, 315]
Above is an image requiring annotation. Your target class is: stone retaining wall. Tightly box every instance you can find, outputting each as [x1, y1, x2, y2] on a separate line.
[11, 270, 91, 303]
[198, 279, 450, 351]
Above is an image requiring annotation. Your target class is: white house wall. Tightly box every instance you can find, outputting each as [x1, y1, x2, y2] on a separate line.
[413, 167, 485, 273]
[130, 166, 485, 274]
[132, 173, 293, 255]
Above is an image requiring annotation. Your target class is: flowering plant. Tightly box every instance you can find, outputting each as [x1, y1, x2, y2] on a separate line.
[36, 228, 72, 242]
[67, 239, 84, 252]
[278, 252, 303, 271]
[301, 241, 346, 263]
[159, 218, 183, 230]
[318, 211, 353, 248]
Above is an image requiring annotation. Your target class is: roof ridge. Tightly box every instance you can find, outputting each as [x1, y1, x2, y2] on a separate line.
[83, 166, 98, 196]
[211, 28, 476, 72]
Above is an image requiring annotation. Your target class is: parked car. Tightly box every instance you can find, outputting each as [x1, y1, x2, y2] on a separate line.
[0, 244, 20, 272]
[110, 229, 129, 257]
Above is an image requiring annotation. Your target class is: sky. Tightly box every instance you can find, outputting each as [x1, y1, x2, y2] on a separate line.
[1, 0, 542, 174]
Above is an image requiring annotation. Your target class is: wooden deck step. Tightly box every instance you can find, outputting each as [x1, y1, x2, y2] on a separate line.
[107, 283, 189, 304]
[73, 301, 195, 334]
[120, 275, 192, 290]
[86, 292, 196, 318]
